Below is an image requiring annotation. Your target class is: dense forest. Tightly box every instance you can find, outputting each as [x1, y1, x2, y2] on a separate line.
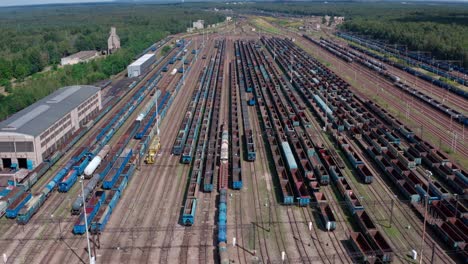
[0, 4, 223, 120]
[209, 2, 468, 68]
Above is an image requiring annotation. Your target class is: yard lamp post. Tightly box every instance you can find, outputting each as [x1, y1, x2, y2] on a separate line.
[80, 176, 95, 264]
[420, 170, 432, 264]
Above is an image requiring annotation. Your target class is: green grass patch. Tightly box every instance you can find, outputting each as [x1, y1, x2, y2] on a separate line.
[250, 17, 282, 35]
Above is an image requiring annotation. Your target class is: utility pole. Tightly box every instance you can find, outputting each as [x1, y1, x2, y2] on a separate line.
[81, 176, 95, 264]
[182, 53, 185, 86]
[290, 53, 293, 83]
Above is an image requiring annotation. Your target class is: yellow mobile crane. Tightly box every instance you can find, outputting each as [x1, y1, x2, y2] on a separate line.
[145, 135, 160, 164]
[145, 93, 161, 165]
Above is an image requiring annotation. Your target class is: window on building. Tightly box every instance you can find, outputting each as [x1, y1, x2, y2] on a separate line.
[16, 141, 33, 152]
[0, 142, 15, 152]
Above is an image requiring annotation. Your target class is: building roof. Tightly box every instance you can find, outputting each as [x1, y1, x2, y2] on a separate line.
[62, 50, 97, 61]
[129, 54, 155, 67]
[0, 85, 100, 137]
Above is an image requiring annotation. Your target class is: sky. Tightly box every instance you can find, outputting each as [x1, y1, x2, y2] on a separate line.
[0, 0, 467, 7]
[0, 0, 112, 7]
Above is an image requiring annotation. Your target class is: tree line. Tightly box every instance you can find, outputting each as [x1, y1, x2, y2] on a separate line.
[204, 2, 468, 68]
[0, 4, 223, 120]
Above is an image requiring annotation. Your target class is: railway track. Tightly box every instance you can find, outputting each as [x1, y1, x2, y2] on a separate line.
[225, 39, 250, 264]
[262, 34, 458, 262]
[292, 36, 457, 263]
[299, 36, 467, 159]
[334, 39, 467, 113]
[286, 207, 312, 263]
[1, 43, 181, 264]
[159, 40, 211, 264]
[131, 52, 190, 263]
[93, 43, 192, 263]
[248, 121, 271, 263]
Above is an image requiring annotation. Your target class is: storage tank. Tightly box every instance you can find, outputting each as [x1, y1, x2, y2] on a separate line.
[84, 145, 110, 177]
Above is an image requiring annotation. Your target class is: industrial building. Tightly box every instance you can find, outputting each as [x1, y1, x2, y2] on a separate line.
[193, 20, 204, 30]
[127, 54, 156, 78]
[107, 27, 121, 54]
[60, 51, 99, 66]
[0, 85, 102, 170]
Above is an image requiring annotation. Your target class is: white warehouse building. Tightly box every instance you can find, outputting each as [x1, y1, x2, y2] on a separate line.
[127, 54, 156, 78]
[0, 85, 102, 170]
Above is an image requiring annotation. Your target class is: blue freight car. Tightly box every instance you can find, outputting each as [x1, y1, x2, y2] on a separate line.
[0, 188, 11, 198]
[182, 198, 197, 226]
[113, 176, 128, 194]
[72, 147, 89, 163]
[73, 156, 91, 176]
[17, 194, 45, 224]
[218, 189, 228, 243]
[52, 167, 70, 186]
[108, 189, 121, 210]
[232, 173, 243, 189]
[91, 206, 112, 234]
[181, 153, 193, 164]
[415, 184, 440, 203]
[247, 97, 256, 106]
[218, 222, 227, 243]
[102, 149, 132, 189]
[6, 192, 32, 218]
[122, 164, 136, 182]
[135, 112, 157, 139]
[43, 181, 56, 196]
[73, 191, 106, 234]
[73, 207, 94, 234]
[58, 170, 78, 192]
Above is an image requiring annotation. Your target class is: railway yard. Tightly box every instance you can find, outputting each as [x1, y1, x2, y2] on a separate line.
[0, 15, 467, 264]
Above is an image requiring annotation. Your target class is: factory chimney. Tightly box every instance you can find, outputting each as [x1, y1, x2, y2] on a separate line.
[107, 27, 121, 54]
